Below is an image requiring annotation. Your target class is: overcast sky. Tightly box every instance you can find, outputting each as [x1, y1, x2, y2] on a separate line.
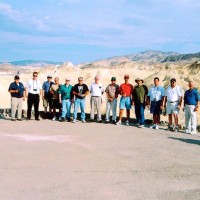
[0, 0, 200, 63]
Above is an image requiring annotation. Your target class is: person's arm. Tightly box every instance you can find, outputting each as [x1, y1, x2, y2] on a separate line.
[132, 89, 135, 105]
[70, 86, 74, 102]
[144, 85, 148, 105]
[164, 96, 167, 109]
[194, 90, 199, 111]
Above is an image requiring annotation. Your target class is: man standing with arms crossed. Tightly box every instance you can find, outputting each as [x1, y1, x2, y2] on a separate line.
[105, 77, 119, 123]
[89, 75, 104, 123]
[116, 74, 133, 126]
[8, 75, 25, 121]
[183, 81, 199, 135]
[164, 78, 183, 132]
[25, 72, 42, 121]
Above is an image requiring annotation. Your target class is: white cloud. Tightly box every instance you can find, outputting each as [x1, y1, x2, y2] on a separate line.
[0, 2, 49, 31]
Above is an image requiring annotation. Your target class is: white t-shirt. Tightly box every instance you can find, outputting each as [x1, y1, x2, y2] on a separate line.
[26, 79, 42, 94]
[165, 85, 183, 102]
[148, 86, 165, 101]
[89, 82, 104, 97]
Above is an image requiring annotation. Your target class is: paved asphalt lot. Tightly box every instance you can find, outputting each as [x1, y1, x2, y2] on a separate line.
[0, 119, 200, 200]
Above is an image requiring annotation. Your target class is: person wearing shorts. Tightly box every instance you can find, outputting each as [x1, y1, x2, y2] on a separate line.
[132, 78, 148, 128]
[164, 78, 183, 131]
[116, 74, 133, 126]
[146, 77, 165, 130]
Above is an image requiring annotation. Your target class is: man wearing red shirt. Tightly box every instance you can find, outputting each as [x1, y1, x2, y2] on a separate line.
[116, 74, 134, 126]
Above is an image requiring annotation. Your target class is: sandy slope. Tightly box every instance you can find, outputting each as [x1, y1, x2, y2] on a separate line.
[0, 61, 200, 124]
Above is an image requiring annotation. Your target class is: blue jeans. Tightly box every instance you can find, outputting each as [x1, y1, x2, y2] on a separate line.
[135, 103, 145, 125]
[61, 99, 71, 119]
[73, 98, 86, 120]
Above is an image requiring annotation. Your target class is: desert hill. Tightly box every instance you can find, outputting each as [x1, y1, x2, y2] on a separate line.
[0, 50, 200, 124]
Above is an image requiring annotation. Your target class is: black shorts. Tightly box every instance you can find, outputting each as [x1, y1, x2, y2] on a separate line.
[52, 99, 61, 109]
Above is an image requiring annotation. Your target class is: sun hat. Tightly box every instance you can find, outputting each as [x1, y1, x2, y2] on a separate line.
[135, 77, 144, 83]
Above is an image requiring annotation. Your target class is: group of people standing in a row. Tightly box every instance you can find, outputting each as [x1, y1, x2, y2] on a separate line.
[8, 72, 199, 135]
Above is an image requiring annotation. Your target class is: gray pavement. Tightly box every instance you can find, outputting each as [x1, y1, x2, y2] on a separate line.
[0, 119, 200, 200]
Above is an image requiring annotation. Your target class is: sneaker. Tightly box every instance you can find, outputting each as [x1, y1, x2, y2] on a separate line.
[105, 120, 110, 124]
[112, 120, 117, 124]
[59, 116, 62, 121]
[116, 121, 121, 125]
[11, 119, 16, 121]
[174, 126, 179, 132]
[185, 129, 191, 134]
[155, 124, 159, 130]
[140, 125, 144, 128]
[191, 131, 197, 135]
[81, 119, 86, 123]
[52, 117, 56, 121]
[98, 120, 102, 123]
[72, 119, 76, 123]
[150, 124, 156, 129]
[125, 120, 129, 126]
[167, 125, 173, 131]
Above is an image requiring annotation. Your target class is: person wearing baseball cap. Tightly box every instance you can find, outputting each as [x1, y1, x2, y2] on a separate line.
[42, 75, 54, 119]
[116, 74, 133, 126]
[58, 77, 74, 122]
[8, 75, 25, 121]
[132, 77, 148, 128]
[105, 77, 119, 123]
[164, 78, 183, 131]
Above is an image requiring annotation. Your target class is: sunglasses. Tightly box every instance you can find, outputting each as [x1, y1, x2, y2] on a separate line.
[78, 80, 83, 81]
[33, 75, 38, 77]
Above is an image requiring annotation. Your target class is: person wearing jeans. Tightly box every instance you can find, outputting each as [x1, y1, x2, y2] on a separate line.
[72, 77, 89, 123]
[132, 78, 148, 128]
[59, 78, 74, 122]
[183, 81, 199, 135]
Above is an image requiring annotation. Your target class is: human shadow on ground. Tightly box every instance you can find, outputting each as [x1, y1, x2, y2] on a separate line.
[168, 137, 200, 146]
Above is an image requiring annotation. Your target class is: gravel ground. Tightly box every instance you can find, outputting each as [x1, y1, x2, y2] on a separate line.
[0, 119, 200, 200]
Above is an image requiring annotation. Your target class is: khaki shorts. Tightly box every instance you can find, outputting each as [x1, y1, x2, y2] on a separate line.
[166, 101, 179, 114]
[43, 97, 52, 108]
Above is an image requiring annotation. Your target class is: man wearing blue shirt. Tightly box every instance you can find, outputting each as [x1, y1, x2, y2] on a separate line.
[8, 75, 25, 121]
[183, 81, 199, 135]
[146, 77, 165, 130]
[42, 75, 54, 119]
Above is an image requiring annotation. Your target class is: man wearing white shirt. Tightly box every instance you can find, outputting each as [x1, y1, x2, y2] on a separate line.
[164, 78, 183, 131]
[89, 75, 104, 122]
[25, 72, 42, 120]
[146, 77, 165, 130]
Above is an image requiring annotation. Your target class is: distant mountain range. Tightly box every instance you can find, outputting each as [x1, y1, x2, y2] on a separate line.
[1, 51, 200, 67]
[0, 60, 62, 66]
[107, 50, 200, 63]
